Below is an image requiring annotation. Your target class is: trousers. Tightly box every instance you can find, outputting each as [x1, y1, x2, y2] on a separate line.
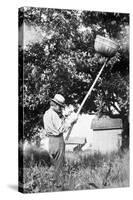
[48, 134, 65, 185]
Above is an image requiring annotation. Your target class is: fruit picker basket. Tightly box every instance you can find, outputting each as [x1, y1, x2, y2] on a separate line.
[94, 35, 118, 57]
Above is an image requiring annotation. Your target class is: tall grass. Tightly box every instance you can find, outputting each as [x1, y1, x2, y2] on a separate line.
[21, 150, 129, 193]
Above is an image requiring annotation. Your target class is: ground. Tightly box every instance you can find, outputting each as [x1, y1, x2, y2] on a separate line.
[19, 149, 129, 193]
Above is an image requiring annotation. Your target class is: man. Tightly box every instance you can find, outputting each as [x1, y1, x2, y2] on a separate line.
[43, 94, 77, 188]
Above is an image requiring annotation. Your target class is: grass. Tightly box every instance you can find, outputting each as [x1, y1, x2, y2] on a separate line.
[20, 149, 129, 193]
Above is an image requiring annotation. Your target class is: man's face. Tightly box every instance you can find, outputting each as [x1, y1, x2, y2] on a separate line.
[54, 104, 63, 113]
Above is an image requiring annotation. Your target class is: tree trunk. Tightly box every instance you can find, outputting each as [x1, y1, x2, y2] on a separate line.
[121, 116, 129, 150]
[106, 112, 129, 150]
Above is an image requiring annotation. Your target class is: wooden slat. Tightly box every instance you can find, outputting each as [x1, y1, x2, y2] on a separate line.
[65, 137, 86, 145]
[91, 116, 122, 130]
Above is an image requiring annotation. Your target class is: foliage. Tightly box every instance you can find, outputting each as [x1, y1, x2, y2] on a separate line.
[21, 150, 129, 193]
[18, 7, 129, 140]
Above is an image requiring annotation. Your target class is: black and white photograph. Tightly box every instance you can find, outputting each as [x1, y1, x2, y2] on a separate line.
[18, 6, 129, 193]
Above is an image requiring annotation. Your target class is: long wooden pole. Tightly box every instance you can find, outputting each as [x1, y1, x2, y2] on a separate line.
[65, 58, 108, 141]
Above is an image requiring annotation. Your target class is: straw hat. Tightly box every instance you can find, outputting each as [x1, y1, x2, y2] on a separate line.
[51, 94, 65, 107]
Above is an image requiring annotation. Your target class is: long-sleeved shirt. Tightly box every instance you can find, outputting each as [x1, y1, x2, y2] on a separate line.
[43, 107, 70, 136]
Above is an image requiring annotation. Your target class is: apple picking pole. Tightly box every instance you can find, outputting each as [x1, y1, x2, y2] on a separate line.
[65, 58, 109, 141]
[76, 57, 108, 117]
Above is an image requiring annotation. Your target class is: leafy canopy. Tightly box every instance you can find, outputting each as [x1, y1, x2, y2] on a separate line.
[19, 7, 129, 140]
